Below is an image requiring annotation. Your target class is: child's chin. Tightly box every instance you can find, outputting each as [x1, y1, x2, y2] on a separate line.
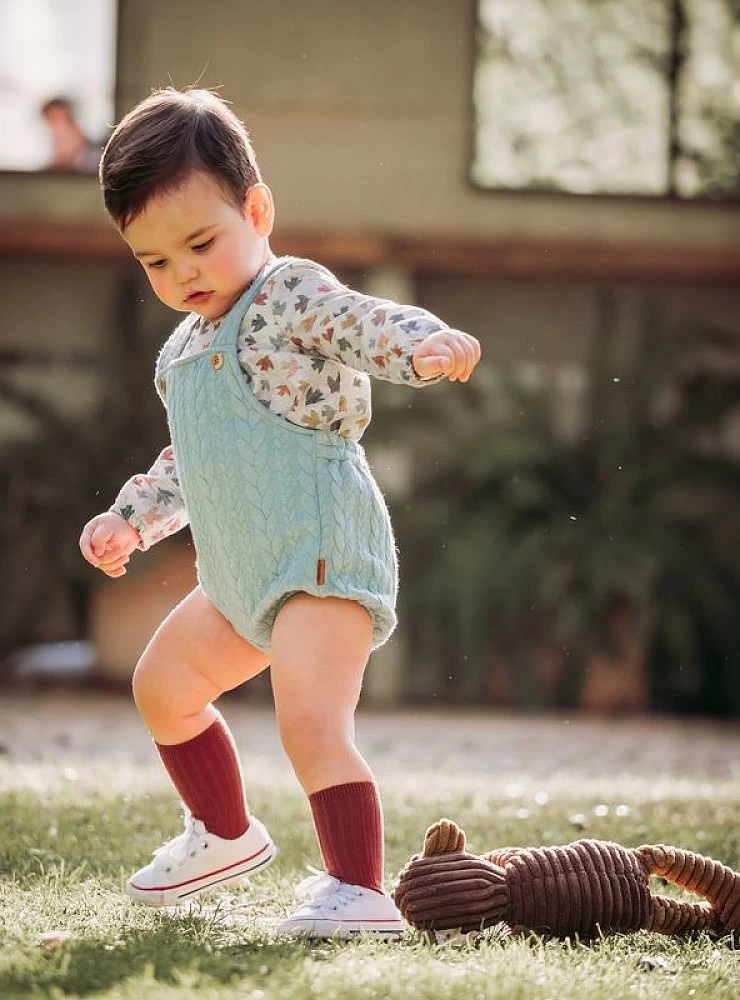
[190, 298, 228, 320]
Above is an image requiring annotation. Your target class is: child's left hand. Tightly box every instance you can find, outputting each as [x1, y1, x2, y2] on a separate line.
[413, 329, 481, 383]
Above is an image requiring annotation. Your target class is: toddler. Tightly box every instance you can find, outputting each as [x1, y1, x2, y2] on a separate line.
[79, 88, 480, 938]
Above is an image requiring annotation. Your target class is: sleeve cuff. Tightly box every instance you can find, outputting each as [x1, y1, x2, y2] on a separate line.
[109, 505, 152, 552]
[404, 352, 447, 388]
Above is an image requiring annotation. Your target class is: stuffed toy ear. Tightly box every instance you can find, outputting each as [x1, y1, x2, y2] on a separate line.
[393, 818, 509, 933]
[422, 818, 467, 856]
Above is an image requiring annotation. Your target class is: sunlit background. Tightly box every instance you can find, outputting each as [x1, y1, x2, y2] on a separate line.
[0, 0, 739, 716]
[0, 0, 116, 171]
[472, 0, 739, 198]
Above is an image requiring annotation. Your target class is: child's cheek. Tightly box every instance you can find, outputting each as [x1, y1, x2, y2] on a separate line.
[147, 270, 170, 303]
[208, 246, 230, 282]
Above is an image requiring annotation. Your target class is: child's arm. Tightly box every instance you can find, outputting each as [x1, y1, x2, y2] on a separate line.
[277, 265, 480, 385]
[79, 444, 188, 577]
[109, 444, 188, 551]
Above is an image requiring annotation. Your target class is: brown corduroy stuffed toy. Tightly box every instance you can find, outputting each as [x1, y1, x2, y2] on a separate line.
[393, 818, 740, 942]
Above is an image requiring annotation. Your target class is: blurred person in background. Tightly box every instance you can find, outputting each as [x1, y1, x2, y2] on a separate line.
[40, 96, 102, 173]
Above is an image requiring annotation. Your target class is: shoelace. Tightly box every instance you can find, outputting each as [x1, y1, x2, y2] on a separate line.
[293, 871, 363, 916]
[294, 866, 332, 899]
[153, 815, 208, 871]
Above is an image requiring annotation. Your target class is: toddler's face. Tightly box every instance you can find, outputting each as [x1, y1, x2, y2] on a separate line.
[123, 170, 273, 320]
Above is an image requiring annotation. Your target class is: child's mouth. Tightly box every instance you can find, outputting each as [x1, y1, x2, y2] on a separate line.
[187, 291, 212, 304]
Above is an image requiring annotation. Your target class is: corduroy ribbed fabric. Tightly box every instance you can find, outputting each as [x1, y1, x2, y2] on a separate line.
[155, 714, 249, 840]
[309, 781, 384, 893]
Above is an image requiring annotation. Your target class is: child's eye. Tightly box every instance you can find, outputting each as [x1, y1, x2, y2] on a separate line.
[147, 259, 167, 270]
[192, 238, 214, 252]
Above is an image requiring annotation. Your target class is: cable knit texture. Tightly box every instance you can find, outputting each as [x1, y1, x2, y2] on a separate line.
[155, 258, 397, 651]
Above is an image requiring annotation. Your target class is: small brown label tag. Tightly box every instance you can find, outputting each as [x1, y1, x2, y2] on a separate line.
[316, 559, 326, 585]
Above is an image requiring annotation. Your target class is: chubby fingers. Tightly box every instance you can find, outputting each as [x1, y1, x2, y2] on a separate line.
[79, 521, 104, 565]
[98, 555, 130, 578]
[91, 522, 119, 558]
[432, 332, 480, 382]
[413, 330, 482, 382]
[79, 522, 115, 565]
[447, 331, 481, 382]
[414, 352, 450, 379]
[79, 518, 131, 569]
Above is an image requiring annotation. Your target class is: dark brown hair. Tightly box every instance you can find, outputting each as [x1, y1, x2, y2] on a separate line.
[100, 88, 261, 229]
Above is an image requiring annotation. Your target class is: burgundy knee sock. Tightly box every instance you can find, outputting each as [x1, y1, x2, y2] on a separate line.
[309, 781, 384, 893]
[155, 713, 249, 840]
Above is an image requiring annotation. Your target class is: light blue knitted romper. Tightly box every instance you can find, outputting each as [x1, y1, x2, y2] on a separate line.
[155, 257, 398, 652]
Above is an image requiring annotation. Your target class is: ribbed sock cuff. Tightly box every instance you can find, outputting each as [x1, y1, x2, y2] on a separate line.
[156, 714, 249, 840]
[309, 780, 384, 893]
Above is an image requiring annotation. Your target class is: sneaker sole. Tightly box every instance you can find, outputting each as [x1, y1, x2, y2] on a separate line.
[278, 918, 404, 940]
[126, 841, 276, 907]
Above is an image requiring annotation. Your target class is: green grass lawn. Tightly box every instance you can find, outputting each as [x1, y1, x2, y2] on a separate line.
[1, 757, 738, 999]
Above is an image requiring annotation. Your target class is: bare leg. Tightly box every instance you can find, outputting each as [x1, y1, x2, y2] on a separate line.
[129, 584, 271, 840]
[132, 585, 270, 745]
[124, 587, 277, 906]
[271, 594, 402, 935]
[271, 593, 386, 889]
[270, 592, 374, 794]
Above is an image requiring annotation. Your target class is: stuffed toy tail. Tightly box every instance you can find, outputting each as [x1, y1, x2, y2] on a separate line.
[636, 845, 740, 938]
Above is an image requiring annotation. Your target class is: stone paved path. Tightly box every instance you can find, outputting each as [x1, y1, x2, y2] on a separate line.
[1, 689, 738, 781]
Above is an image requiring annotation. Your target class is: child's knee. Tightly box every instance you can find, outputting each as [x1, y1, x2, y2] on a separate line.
[277, 707, 344, 763]
[131, 654, 164, 717]
[132, 649, 220, 728]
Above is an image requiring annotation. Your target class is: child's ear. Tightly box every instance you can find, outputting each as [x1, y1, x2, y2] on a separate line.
[244, 184, 274, 237]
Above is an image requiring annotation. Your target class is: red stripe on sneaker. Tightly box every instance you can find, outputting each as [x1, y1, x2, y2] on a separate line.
[178, 866, 260, 899]
[130, 842, 271, 893]
[296, 918, 402, 928]
[321, 919, 402, 925]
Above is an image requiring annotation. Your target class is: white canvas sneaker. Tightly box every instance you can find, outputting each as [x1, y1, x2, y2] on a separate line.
[126, 814, 276, 906]
[278, 872, 405, 939]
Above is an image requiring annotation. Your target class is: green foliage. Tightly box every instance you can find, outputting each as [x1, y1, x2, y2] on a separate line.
[0, 270, 169, 659]
[392, 295, 740, 712]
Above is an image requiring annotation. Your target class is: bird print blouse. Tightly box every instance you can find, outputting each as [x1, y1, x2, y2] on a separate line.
[112, 256, 447, 549]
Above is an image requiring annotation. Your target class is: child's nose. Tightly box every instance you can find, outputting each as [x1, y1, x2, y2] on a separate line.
[175, 260, 199, 284]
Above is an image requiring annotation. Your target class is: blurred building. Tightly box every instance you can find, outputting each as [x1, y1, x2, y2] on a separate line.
[1, 1, 739, 702]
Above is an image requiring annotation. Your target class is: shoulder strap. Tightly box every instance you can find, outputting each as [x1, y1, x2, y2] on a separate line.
[212, 256, 302, 346]
[159, 318, 195, 372]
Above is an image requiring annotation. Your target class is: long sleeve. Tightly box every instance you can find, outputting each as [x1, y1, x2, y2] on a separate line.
[276, 265, 448, 386]
[110, 444, 189, 551]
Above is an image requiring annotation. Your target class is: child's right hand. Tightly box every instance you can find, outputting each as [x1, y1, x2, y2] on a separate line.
[79, 512, 141, 578]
